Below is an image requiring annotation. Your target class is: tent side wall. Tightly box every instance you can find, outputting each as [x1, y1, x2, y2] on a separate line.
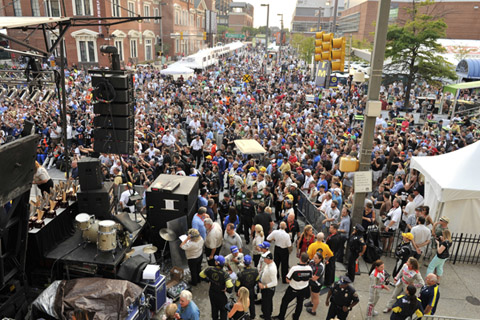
[440, 199, 480, 235]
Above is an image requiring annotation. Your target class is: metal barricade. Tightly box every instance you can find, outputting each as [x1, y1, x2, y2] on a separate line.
[423, 316, 478, 320]
[297, 190, 326, 234]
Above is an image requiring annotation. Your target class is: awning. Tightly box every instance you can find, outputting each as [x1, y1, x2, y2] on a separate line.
[0, 17, 69, 29]
[234, 139, 266, 155]
[443, 80, 480, 94]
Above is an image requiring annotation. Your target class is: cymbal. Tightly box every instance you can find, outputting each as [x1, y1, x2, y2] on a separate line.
[159, 228, 177, 241]
[143, 246, 158, 254]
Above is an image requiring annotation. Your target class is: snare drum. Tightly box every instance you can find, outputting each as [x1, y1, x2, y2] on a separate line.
[97, 230, 117, 252]
[98, 220, 116, 233]
[75, 213, 92, 231]
[82, 220, 99, 243]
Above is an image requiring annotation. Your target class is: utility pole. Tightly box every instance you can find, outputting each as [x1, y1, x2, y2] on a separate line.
[351, 0, 392, 227]
[261, 4, 270, 53]
[277, 13, 283, 63]
[332, 0, 339, 34]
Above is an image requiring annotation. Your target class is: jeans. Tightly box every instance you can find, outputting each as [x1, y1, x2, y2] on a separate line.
[426, 255, 447, 276]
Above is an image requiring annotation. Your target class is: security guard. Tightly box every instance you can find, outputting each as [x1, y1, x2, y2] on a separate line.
[235, 184, 247, 211]
[325, 276, 360, 320]
[273, 252, 313, 320]
[235, 255, 260, 319]
[346, 224, 366, 283]
[218, 192, 233, 229]
[200, 255, 234, 320]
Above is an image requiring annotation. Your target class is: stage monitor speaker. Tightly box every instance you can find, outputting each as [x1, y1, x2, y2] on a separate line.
[94, 128, 134, 141]
[93, 116, 134, 130]
[78, 157, 103, 191]
[0, 134, 38, 205]
[93, 139, 134, 155]
[77, 182, 115, 219]
[21, 120, 34, 137]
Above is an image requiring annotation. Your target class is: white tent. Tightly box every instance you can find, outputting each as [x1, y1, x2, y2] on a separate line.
[160, 64, 194, 80]
[410, 140, 480, 234]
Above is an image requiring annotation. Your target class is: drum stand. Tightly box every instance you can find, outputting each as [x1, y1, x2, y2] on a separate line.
[94, 248, 116, 262]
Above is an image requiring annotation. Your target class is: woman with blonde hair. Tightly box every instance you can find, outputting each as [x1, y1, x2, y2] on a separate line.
[162, 303, 177, 320]
[296, 224, 315, 257]
[33, 161, 54, 194]
[252, 224, 264, 267]
[180, 228, 204, 286]
[228, 286, 250, 320]
[426, 229, 452, 284]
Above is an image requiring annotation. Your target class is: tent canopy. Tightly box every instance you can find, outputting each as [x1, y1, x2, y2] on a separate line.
[160, 64, 194, 75]
[410, 140, 480, 202]
[443, 80, 480, 94]
[0, 17, 69, 29]
[234, 139, 266, 155]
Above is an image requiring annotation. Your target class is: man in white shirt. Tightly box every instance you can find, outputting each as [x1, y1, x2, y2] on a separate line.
[322, 200, 340, 233]
[412, 188, 424, 208]
[224, 246, 245, 277]
[382, 198, 402, 253]
[119, 183, 138, 213]
[267, 221, 292, 283]
[190, 135, 203, 168]
[162, 130, 176, 147]
[301, 169, 314, 192]
[258, 252, 277, 320]
[411, 216, 431, 259]
[318, 192, 333, 215]
[204, 218, 223, 266]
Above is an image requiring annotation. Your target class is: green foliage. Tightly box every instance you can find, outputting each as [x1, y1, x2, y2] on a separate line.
[351, 37, 372, 50]
[217, 25, 235, 35]
[291, 34, 314, 63]
[453, 46, 475, 62]
[385, 0, 456, 107]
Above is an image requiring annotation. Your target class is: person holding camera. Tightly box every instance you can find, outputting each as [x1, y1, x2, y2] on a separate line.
[426, 229, 452, 284]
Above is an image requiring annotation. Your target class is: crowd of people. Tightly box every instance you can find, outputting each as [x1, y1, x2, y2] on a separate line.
[4, 42, 476, 319]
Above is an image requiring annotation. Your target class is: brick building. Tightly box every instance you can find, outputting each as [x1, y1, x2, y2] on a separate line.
[337, 0, 480, 42]
[290, 0, 345, 35]
[228, 2, 253, 33]
[2, 0, 209, 67]
[216, 0, 232, 26]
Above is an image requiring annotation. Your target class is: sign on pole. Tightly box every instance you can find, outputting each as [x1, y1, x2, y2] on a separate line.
[226, 33, 246, 39]
[242, 74, 252, 83]
[354, 171, 373, 193]
[315, 60, 332, 88]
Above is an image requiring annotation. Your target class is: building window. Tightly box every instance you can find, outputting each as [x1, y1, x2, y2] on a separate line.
[175, 11, 179, 24]
[114, 40, 124, 61]
[73, 0, 92, 16]
[111, 0, 121, 17]
[145, 39, 152, 60]
[154, 8, 159, 23]
[175, 39, 179, 53]
[144, 5, 150, 22]
[31, 0, 41, 16]
[127, 1, 135, 17]
[190, 14, 194, 26]
[45, 0, 60, 16]
[13, 0, 22, 16]
[130, 39, 137, 58]
[78, 40, 96, 62]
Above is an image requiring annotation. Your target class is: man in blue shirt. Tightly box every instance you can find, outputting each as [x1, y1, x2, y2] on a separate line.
[420, 273, 440, 316]
[177, 290, 200, 320]
[192, 207, 208, 240]
[390, 175, 404, 197]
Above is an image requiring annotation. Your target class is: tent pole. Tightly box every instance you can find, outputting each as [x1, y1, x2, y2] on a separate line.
[435, 202, 445, 222]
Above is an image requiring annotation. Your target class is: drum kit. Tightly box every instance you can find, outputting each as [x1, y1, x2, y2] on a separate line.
[158, 228, 177, 267]
[75, 213, 122, 261]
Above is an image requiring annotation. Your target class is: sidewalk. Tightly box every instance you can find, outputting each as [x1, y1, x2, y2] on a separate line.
[161, 249, 480, 320]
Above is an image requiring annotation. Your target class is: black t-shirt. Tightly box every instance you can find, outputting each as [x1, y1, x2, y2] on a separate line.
[253, 212, 273, 236]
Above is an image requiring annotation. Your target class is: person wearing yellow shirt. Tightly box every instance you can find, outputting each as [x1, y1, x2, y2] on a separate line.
[307, 232, 334, 262]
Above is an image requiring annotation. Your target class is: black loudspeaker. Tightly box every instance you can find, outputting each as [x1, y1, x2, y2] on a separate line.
[78, 157, 103, 191]
[21, 120, 34, 137]
[93, 139, 134, 155]
[77, 182, 115, 219]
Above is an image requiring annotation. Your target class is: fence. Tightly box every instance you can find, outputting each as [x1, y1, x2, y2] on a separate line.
[296, 191, 480, 265]
[423, 316, 479, 320]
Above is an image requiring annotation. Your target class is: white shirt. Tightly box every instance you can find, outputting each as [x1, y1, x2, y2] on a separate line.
[260, 261, 278, 288]
[302, 175, 314, 190]
[225, 253, 245, 274]
[404, 201, 416, 221]
[190, 139, 203, 151]
[413, 194, 424, 208]
[180, 238, 204, 260]
[267, 229, 292, 249]
[387, 206, 402, 230]
[411, 224, 431, 253]
[162, 134, 176, 146]
[325, 207, 340, 227]
[119, 189, 137, 213]
[205, 222, 223, 249]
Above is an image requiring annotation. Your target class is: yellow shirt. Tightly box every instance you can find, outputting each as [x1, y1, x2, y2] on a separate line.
[307, 241, 334, 260]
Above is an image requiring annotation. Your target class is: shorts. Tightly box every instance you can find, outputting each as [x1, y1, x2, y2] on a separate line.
[310, 282, 321, 293]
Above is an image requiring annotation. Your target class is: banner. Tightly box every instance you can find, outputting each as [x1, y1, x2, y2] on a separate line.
[315, 60, 332, 88]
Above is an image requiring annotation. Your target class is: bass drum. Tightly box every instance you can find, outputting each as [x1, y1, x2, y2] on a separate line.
[82, 220, 99, 243]
[98, 231, 117, 252]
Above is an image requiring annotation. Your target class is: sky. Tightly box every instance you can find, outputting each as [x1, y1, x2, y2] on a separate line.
[247, 0, 297, 30]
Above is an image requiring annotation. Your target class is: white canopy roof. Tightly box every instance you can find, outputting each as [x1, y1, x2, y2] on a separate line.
[160, 64, 194, 75]
[234, 139, 266, 155]
[410, 140, 480, 202]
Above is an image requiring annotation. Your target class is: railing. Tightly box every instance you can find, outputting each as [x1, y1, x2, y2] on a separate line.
[450, 233, 480, 264]
[296, 191, 326, 234]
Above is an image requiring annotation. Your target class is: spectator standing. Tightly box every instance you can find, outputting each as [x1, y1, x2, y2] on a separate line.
[267, 221, 291, 283]
[204, 218, 223, 266]
[180, 229, 204, 286]
[176, 290, 200, 320]
[420, 273, 440, 317]
[426, 229, 452, 284]
[366, 260, 390, 320]
[258, 252, 277, 320]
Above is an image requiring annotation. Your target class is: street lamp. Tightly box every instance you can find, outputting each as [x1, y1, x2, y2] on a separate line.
[277, 13, 283, 62]
[316, 1, 330, 32]
[261, 4, 270, 52]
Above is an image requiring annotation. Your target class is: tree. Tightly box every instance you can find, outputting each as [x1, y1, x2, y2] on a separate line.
[290, 34, 314, 63]
[385, 0, 457, 109]
[217, 25, 235, 35]
[453, 46, 475, 62]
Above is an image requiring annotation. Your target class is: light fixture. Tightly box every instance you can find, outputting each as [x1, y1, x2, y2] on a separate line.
[28, 89, 42, 102]
[0, 87, 6, 98]
[6, 88, 18, 100]
[18, 88, 29, 100]
[42, 90, 56, 103]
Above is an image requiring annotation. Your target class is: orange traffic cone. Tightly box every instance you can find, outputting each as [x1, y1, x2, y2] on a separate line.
[355, 259, 360, 275]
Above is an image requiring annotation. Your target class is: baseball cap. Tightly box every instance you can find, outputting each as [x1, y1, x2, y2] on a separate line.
[249, 167, 256, 172]
[244, 255, 252, 265]
[296, 167, 303, 171]
[402, 232, 414, 241]
[259, 241, 271, 249]
[230, 246, 239, 254]
[206, 155, 212, 159]
[237, 168, 244, 173]
[263, 252, 273, 260]
[214, 255, 225, 266]
[338, 276, 352, 285]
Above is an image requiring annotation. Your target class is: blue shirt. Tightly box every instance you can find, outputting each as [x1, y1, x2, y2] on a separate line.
[192, 214, 206, 240]
[390, 180, 404, 196]
[177, 300, 200, 320]
[317, 179, 328, 190]
[420, 284, 440, 315]
[198, 196, 208, 209]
